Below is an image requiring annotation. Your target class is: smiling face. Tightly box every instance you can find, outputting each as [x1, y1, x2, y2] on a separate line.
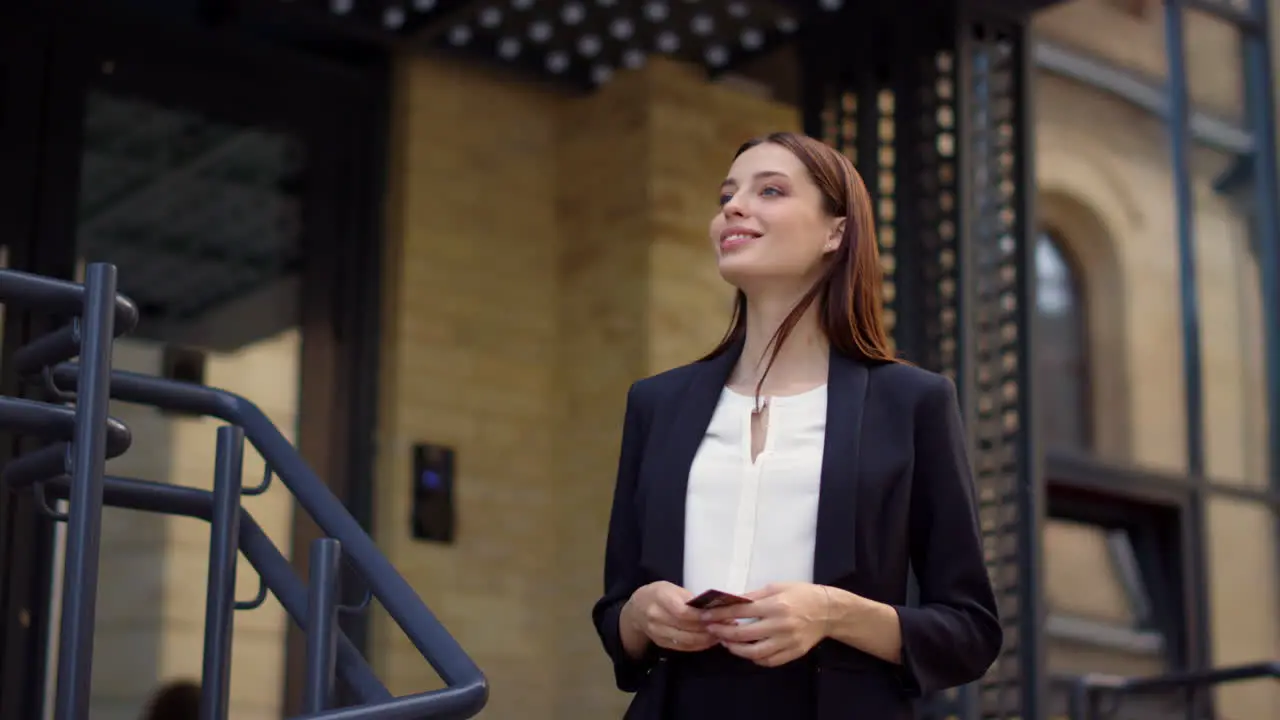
[710, 142, 844, 293]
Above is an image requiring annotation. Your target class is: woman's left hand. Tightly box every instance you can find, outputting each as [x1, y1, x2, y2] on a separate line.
[699, 583, 832, 667]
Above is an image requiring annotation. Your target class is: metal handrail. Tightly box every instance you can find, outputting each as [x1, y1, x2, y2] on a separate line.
[0, 267, 139, 334]
[1066, 661, 1280, 720]
[0, 264, 488, 720]
[37, 472, 392, 705]
[48, 363, 489, 718]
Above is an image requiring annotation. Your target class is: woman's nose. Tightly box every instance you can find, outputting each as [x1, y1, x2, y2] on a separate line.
[722, 196, 747, 218]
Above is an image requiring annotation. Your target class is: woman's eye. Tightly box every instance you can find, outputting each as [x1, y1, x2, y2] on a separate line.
[761, 186, 783, 197]
[718, 193, 733, 205]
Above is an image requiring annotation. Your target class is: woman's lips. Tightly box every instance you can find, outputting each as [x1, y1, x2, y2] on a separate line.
[720, 232, 759, 252]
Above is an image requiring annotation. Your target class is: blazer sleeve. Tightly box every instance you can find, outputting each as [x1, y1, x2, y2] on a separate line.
[893, 375, 1003, 695]
[590, 382, 657, 692]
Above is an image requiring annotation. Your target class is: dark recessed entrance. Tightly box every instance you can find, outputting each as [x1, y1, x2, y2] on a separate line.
[0, 2, 386, 717]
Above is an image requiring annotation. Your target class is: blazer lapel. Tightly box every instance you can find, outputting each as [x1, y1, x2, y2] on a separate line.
[813, 350, 868, 584]
[640, 339, 744, 585]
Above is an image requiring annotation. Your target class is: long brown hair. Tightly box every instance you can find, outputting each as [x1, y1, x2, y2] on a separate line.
[701, 132, 901, 396]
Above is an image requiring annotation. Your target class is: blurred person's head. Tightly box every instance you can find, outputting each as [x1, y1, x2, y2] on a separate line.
[705, 132, 897, 378]
[139, 680, 200, 720]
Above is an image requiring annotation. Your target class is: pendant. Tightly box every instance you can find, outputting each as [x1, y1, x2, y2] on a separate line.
[753, 396, 769, 416]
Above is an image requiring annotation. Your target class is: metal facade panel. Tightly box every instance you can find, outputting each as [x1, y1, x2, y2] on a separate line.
[803, 6, 1042, 718]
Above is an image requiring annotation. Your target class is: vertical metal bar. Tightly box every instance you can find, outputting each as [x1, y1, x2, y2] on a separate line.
[1012, 23, 1047, 720]
[199, 426, 245, 720]
[1242, 0, 1280, 607]
[1163, 4, 1213, 716]
[1165, 0, 1206, 476]
[953, 16, 983, 720]
[52, 262, 117, 720]
[304, 538, 342, 714]
[1066, 678, 1094, 720]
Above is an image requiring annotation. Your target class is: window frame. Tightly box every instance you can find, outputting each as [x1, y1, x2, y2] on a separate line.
[1045, 452, 1193, 670]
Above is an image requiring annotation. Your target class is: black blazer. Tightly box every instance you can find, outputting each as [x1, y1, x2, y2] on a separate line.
[591, 339, 1003, 719]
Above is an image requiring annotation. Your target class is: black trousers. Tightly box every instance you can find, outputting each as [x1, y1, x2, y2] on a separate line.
[664, 646, 818, 720]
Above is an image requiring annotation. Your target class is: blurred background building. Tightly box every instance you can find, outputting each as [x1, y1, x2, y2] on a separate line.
[0, 0, 1276, 719]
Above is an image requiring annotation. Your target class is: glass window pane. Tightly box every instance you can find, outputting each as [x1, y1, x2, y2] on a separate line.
[1035, 231, 1090, 451]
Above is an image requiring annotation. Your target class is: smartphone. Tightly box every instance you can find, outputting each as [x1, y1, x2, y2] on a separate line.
[686, 589, 752, 610]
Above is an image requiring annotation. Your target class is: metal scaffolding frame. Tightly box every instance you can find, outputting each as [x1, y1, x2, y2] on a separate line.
[1065, 0, 1280, 718]
[1164, 0, 1280, 686]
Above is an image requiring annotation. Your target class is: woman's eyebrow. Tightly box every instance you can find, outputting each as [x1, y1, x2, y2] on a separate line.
[720, 170, 790, 189]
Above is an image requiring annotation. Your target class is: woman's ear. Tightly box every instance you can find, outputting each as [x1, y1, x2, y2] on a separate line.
[824, 218, 846, 253]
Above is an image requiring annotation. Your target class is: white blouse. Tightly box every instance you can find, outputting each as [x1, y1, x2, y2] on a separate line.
[683, 384, 828, 598]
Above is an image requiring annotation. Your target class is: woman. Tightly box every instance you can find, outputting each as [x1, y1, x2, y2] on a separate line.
[591, 132, 1002, 719]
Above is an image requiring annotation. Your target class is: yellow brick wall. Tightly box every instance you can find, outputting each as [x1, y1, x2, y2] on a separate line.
[372, 53, 563, 719]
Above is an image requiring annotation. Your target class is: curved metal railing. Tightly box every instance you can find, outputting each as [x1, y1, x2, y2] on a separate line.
[1065, 660, 1280, 719]
[0, 263, 488, 720]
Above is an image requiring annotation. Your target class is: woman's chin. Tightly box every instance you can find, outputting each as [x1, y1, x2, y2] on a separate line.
[716, 253, 770, 285]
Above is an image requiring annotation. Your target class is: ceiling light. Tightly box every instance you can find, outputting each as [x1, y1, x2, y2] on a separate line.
[561, 2, 585, 24]
[478, 6, 503, 27]
[623, 48, 646, 68]
[498, 37, 522, 58]
[449, 25, 472, 44]
[577, 34, 602, 56]
[546, 51, 570, 72]
[529, 20, 552, 41]
[610, 17, 634, 40]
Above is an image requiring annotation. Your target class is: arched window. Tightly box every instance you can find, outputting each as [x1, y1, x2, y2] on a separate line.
[1035, 230, 1091, 452]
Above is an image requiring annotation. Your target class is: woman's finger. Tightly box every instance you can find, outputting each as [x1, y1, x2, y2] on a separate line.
[708, 618, 777, 644]
[699, 601, 760, 624]
[663, 599, 707, 626]
[722, 636, 785, 662]
[654, 607, 715, 633]
[653, 625, 716, 650]
[752, 646, 802, 668]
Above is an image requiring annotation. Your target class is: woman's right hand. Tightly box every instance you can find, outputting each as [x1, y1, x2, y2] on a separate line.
[622, 581, 719, 653]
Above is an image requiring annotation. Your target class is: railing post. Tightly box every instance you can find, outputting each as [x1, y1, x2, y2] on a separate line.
[304, 538, 342, 714]
[1066, 678, 1093, 720]
[53, 262, 118, 720]
[200, 426, 246, 720]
